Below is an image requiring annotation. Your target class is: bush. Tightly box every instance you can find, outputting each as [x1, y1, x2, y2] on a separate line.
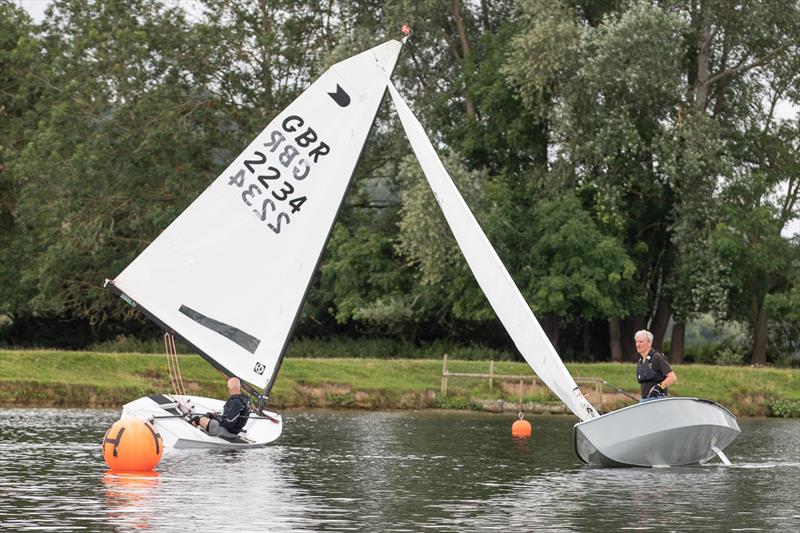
[326, 392, 355, 408]
[768, 399, 800, 418]
[682, 342, 718, 364]
[683, 340, 747, 366]
[435, 395, 479, 410]
[714, 346, 745, 366]
[772, 353, 800, 368]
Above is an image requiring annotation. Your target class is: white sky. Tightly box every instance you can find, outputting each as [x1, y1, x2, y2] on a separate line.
[17, 0, 48, 21]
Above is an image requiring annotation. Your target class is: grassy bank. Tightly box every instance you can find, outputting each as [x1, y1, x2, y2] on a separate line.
[1, 350, 798, 417]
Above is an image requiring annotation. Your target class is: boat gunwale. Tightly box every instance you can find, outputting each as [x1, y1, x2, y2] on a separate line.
[574, 396, 738, 430]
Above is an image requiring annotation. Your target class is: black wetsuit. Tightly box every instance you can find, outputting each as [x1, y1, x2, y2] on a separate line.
[216, 393, 250, 433]
[636, 349, 672, 399]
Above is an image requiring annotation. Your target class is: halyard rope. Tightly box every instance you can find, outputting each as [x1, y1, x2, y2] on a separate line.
[164, 332, 187, 398]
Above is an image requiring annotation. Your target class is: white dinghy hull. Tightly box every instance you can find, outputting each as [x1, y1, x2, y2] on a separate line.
[122, 394, 282, 449]
[574, 397, 740, 467]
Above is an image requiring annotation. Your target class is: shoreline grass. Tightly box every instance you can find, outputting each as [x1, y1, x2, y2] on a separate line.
[1, 350, 798, 417]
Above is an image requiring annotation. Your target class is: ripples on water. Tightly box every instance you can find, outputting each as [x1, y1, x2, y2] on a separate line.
[1, 408, 798, 531]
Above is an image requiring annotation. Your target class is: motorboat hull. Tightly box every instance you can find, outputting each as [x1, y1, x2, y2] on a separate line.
[121, 394, 282, 449]
[574, 397, 740, 467]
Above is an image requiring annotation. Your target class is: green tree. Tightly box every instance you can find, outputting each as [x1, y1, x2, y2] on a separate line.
[712, 118, 800, 364]
[11, 0, 219, 324]
[0, 2, 46, 318]
[505, 1, 685, 357]
[505, 0, 800, 362]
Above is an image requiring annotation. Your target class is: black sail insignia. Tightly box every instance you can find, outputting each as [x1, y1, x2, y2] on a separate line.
[179, 305, 260, 353]
[328, 84, 351, 107]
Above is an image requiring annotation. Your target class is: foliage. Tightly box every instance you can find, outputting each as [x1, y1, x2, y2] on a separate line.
[0, 2, 41, 316]
[768, 398, 800, 418]
[714, 346, 746, 366]
[520, 193, 637, 320]
[435, 395, 479, 411]
[681, 340, 745, 366]
[504, 0, 800, 362]
[1, 0, 799, 365]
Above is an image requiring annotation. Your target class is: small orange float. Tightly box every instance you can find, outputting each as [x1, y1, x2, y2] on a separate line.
[511, 413, 532, 438]
[102, 418, 163, 471]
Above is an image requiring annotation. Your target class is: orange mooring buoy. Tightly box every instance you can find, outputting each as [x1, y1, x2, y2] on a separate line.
[511, 413, 532, 438]
[102, 418, 163, 471]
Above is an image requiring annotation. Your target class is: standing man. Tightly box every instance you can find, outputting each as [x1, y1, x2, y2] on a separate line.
[634, 330, 677, 401]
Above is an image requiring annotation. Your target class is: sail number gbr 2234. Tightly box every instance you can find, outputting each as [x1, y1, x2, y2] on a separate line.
[227, 115, 330, 234]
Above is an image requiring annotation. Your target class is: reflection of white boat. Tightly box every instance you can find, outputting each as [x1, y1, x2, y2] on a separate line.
[106, 38, 405, 448]
[574, 398, 740, 467]
[386, 78, 741, 467]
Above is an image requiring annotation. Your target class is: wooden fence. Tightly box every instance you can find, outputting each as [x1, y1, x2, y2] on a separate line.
[439, 354, 604, 408]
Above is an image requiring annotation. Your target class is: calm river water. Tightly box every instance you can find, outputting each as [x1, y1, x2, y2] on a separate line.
[0, 408, 798, 532]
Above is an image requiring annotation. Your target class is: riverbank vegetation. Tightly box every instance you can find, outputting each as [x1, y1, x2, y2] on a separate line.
[1, 350, 798, 417]
[1, 1, 799, 368]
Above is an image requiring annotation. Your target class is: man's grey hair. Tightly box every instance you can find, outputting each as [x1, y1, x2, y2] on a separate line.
[634, 330, 654, 342]
[227, 377, 241, 394]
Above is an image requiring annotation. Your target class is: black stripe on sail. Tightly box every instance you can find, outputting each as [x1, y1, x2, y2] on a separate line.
[179, 305, 261, 354]
[105, 283, 262, 399]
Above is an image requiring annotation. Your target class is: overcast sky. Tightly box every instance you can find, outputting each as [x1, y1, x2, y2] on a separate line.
[18, 0, 47, 21]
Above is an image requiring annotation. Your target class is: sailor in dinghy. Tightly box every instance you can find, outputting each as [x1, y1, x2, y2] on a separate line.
[385, 76, 740, 468]
[634, 330, 677, 402]
[190, 377, 250, 439]
[107, 37, 406, 449]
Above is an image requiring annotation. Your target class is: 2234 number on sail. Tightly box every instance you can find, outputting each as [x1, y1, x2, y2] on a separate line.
[229, 168, 307, 234]
[226, 114, 329, 234]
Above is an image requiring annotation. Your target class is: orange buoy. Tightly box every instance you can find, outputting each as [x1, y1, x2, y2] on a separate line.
[511, 413, 532, 438]
[102, 418, 163, 471]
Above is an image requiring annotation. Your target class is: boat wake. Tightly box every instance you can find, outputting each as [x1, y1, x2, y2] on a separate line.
[727, 461, 800, 469]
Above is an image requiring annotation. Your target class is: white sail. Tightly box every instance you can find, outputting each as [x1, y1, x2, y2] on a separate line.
[386, 81, 598, 421]
[110, 40, 403, 391]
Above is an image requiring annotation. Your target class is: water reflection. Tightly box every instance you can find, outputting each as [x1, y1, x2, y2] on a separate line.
[1, 408, 798, 531]
[103, 471, 161, 529]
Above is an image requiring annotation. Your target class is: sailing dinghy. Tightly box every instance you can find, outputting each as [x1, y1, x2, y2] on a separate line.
[385, 79, 740, 467]
[106, 39, 404, 449]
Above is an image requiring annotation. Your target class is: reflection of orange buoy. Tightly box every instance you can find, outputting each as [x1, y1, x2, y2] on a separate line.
[512, 414, 532, 438]
[102, 418, 163, 471]
[103, 470, 160, 529]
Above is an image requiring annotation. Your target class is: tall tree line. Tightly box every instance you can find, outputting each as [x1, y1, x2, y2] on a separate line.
[0, 0, 798, 364]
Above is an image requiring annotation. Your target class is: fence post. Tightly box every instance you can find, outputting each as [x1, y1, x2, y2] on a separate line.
[441, 353, 449, 396]
[489, 360, 494, 390]
[597, 379, 603, 409]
